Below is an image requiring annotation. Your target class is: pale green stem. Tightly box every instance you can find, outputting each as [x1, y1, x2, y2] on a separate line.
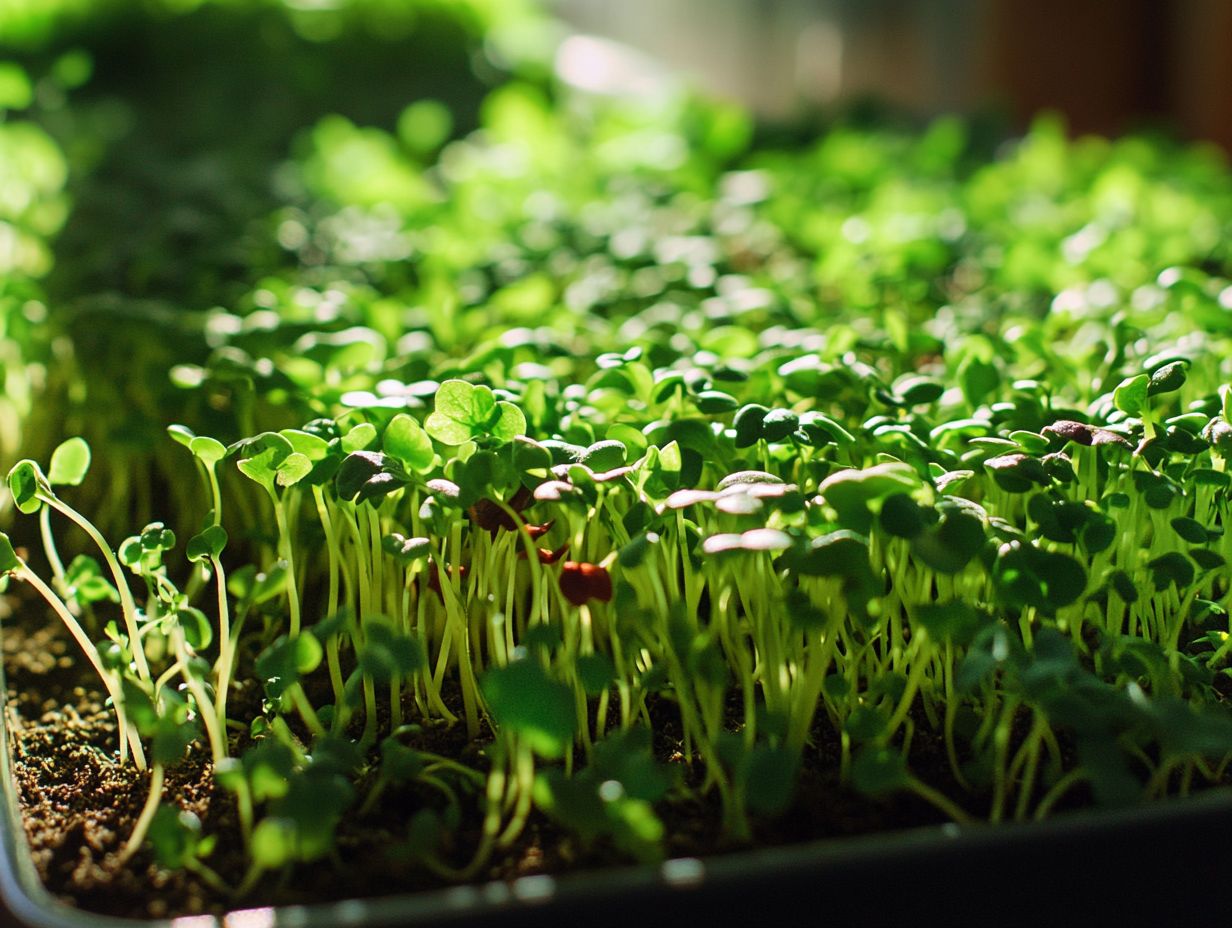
[21, 566, 146, 769]
[117, 763, 164, 864]
[44, 496, 151, 681]
[172, 629, 227, 762]
[211, 554, 234, 728]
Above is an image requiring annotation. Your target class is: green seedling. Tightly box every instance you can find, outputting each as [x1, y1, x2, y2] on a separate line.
[5, 58, 1232, 908]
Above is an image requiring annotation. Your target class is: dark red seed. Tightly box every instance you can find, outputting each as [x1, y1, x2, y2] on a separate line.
[541, 543, 569, 564]
[559, 561, 612, 605]
[517, 541, 568, 564]
[524, 520, 553, 540]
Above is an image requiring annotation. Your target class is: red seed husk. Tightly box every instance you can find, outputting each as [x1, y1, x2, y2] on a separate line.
[468, 487, 544, 536]
[519, 542, 569, 564]
[558, 561, 612, 605]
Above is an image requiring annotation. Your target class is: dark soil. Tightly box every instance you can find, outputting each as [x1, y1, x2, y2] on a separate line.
[2, 598, 976, 921]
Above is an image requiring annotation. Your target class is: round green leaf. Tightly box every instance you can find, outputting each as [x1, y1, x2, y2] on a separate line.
[994, 542, 1087, 612]
[911, 510, 986, 575]
[190, 435, 227, 466]
[488, 402, 527, 443]
[895, 376, 944, 406]
[186, 525, 228, 562]
[481, 659, 577, 758]
[760, 408, 800, 442]
[0, 532, 23, 574]
[851, 747, 909, 796]
[1113, 374, 1149, 418]
[580, 440, 626, 472]
[1149, 552, 1195, 590]
[695, 390, 739, 414]
[8, 460, 48, 514]
[252, 818, 296, 869]
[433, 380, 476, 421]
[1170, 517, 1209, 545]
[276, 452, 314, 488]
[425, 412, 472, 446]
[48, 438, 91, 487]
[341, 422, 378, 454]
[383, 414, 435, 472]
[280, 429, 330, 461]
[177, 607, 213, 650]
[879, 493, 926, 539]
[1147, 360, 1188, 396]
[733, 404, 767, 448]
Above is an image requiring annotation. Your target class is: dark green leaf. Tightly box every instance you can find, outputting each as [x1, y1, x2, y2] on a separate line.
[1147, 360, 1187, 396]
[481, 659, 577, 758]
[1148, 552, 1195, 590]
[1171, 517, 1209, 545]
[911, 510, 985, 575]
[851, 747, 909, 796]
[914, 600, 985, 646]
[733, 404, 767, 448]
[186, 524, 227, 562]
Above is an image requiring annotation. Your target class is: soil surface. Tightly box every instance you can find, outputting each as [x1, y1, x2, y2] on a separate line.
[0, 598, 989, 920]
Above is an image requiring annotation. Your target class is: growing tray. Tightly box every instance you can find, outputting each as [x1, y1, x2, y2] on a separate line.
[3, 649, 1230, 928]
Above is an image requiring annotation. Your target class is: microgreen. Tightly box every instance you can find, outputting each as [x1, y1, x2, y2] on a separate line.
[425, 380, 527, 447]
[3, 15, 1232, 908]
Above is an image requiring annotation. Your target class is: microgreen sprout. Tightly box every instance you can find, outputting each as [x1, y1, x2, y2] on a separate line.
[3, 39, 1232, 911]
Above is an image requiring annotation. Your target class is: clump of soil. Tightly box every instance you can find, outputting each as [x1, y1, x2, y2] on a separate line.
[2, 601, 952, 920]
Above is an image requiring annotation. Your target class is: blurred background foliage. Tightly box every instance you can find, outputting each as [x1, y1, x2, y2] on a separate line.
[2, 0, 1231, 533]
[0, 0, 553, 512]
